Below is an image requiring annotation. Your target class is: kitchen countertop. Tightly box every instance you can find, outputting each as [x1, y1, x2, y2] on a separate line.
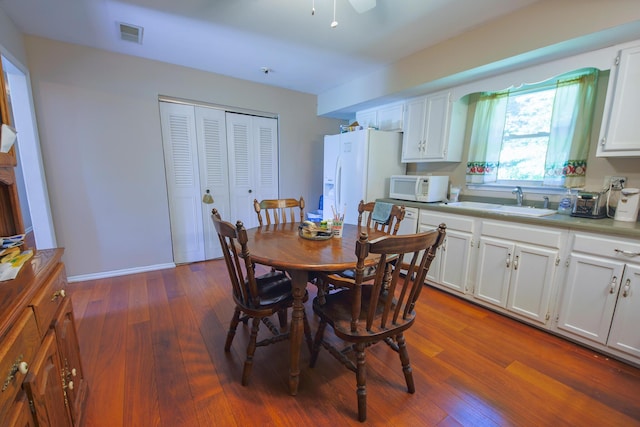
[379, 198, 640, 239]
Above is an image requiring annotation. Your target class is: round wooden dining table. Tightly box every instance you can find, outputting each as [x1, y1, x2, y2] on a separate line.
[244, 222, 388, 396]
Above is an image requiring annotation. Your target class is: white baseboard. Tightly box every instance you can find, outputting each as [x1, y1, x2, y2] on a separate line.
[67, 262, 176, 283]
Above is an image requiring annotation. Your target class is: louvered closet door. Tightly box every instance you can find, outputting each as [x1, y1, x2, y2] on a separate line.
[160, 102, 205, 264]
[195, 107, 228, 259]
[226, 112, 279, 229]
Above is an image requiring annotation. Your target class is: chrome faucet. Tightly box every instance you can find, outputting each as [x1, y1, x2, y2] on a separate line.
[512, 186, 523, 206]
[543, 196, 550, 209]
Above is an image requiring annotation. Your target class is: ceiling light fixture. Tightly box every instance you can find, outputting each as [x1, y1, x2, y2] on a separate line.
[331, 0, 338, 28]
[312, 0, 377, 28]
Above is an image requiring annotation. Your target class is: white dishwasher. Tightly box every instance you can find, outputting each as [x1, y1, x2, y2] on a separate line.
[397, 206, 419, 235]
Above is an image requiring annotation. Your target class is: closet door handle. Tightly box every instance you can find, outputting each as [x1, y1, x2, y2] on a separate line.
[609, 276, 618, 294]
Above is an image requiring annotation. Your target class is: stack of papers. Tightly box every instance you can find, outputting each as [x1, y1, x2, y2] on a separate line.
[1, 234, 25, 249]
[0, 235, 31, 281]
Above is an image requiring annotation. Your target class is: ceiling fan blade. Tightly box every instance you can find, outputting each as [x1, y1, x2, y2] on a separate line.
[348, 0, 376, 14]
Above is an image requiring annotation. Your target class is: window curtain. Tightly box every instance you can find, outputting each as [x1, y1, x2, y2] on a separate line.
[543, 69, 599, 188]
[466, 92, 508, 184]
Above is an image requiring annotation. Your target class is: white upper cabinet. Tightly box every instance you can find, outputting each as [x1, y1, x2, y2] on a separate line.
[355, 102, 404, 131]
[597, 43, 640, 157]
[401, 90, 467, 163]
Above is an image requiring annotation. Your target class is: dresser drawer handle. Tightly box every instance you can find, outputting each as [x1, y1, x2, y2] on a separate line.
[51, 289, 66, 301]
[614, 248, 640, 257]
[2, 356, 28, 392]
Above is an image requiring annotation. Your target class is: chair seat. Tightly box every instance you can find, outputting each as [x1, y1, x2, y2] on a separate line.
[312, 287, 415, 339]
[252, 271, 292, 306]
[337, 265, 377, 280]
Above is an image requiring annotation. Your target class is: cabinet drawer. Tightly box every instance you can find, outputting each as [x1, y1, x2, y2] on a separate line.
[30, 263, 67, 338]
[481, 221, 562, 248]
[0, 309, 40, 420]
[420, 210, 474, 232]
[572, 232, 640, 259]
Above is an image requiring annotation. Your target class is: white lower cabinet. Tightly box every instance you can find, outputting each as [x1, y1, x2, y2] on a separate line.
[556, 232, 640, 360]
[415, 207, 640, 366]
[419, 210, 475, 295]
[475, 221, 563, 325]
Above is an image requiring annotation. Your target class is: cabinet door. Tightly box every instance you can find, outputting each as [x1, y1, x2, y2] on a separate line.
[377, 103, 404, 131]
[439, 230, 473, 294]
[355, 109, 377, 130]
[557, 253, 625, 345]
[54, 298, 86, 426]
[608, 263, 640, 358]
[5, 393, 37, 427]
[507, 244, 557, 324]
[423, 91, 450, 160]
[401, 98, 426, 162]
[597, 45, 640, 156]
[475, 237, 514, 308]
[419, 223, 441, 283]
[23, 332, 71, 427]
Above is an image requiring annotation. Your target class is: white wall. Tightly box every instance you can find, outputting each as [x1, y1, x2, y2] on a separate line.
[24, 37, 342, 277]
[0, 6, 26, 66]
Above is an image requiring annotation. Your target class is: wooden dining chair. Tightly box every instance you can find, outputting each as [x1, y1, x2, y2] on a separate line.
[253, 197, 305, 226]
[356, 200, 406, 235]
[339, 200, 406, 279]
[316, 200, 407, 302]
[309, 224, 446, 422]
[212, 209, 313, 386]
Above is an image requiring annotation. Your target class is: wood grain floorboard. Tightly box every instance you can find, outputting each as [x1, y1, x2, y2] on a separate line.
[68, 260, 640, 427]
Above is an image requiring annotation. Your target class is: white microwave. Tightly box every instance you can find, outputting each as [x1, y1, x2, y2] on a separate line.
[389, 175, 449, 202]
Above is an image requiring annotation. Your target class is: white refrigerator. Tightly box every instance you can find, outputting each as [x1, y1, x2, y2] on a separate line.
[323, 129, 405, 225]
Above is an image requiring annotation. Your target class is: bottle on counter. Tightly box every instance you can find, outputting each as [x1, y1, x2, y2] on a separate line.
[557, 189, 573, 215]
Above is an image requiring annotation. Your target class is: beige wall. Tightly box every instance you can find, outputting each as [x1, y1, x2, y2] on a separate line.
[319, 0, 640, 116]
[24, 36, 342, 277]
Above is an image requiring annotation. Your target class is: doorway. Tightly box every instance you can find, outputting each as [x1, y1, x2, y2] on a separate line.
[1, 54, 56, 248]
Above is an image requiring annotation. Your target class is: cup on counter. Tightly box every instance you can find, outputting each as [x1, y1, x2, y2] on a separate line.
[332, 220, 344, 238]
[450, 186, 461, 203]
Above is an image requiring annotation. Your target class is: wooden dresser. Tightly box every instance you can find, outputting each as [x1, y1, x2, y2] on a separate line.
[0, 248, 87, 426]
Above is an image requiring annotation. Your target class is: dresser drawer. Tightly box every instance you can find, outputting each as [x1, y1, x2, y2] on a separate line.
[30, 263, 67, 338]
[0, 309, 39, 420]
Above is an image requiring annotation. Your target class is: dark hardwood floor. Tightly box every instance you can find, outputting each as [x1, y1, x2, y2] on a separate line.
[69, 260, 640, 426]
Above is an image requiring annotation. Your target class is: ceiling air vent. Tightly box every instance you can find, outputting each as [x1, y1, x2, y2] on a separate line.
[118, 22, 143, 44]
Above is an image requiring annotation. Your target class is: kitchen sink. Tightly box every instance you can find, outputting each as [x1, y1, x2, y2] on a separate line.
[441, 201, 501, 210]
[440, 201, 557, 217]
[494, 205, 557, 217]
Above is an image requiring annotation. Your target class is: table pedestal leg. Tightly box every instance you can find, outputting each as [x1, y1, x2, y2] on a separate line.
[287, 269, 307, 395]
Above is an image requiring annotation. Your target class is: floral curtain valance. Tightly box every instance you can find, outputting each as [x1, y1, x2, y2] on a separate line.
[466, 68, 599, 188]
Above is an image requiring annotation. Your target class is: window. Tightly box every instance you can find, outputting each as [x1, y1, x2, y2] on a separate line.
[498, 87, 554, 181]
[466, 68, 599, 189]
